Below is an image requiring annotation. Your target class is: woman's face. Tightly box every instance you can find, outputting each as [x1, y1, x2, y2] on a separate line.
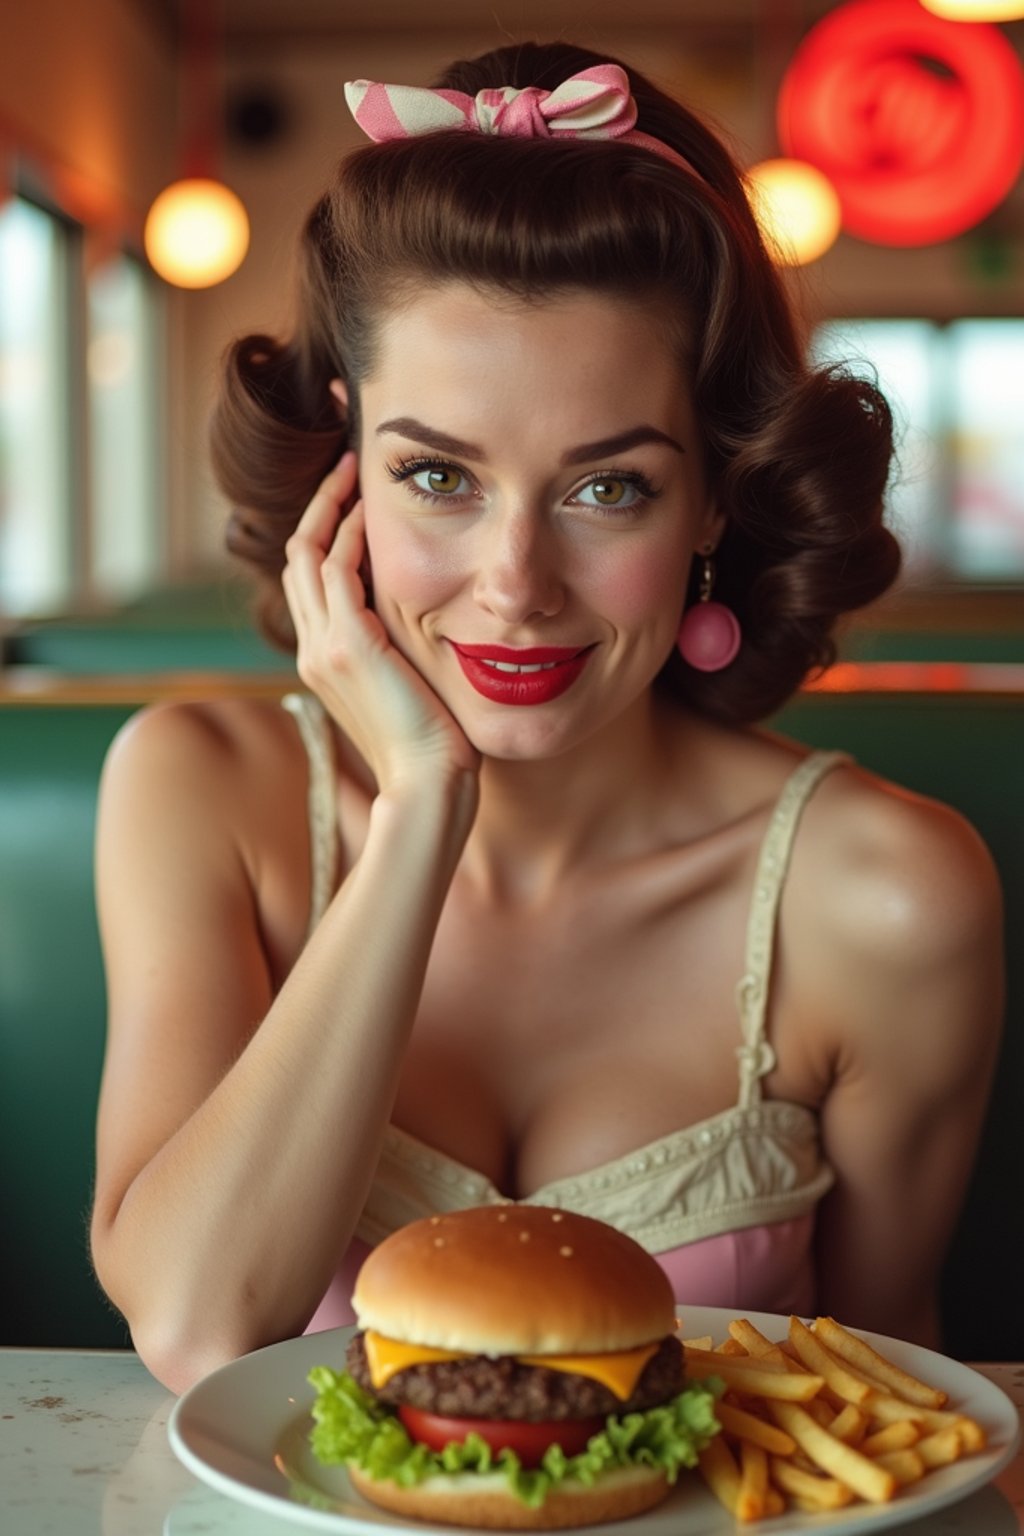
[354, 282, 720, 761]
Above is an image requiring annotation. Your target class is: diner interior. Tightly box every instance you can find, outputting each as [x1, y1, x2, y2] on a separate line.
[2, 0, 1023, 1370]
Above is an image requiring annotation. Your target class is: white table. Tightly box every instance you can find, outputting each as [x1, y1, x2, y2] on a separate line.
[4, 1348, 1024, 1534]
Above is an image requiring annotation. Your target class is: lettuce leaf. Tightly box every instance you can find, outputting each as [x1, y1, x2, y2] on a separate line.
[307, 1366, 722, 1509]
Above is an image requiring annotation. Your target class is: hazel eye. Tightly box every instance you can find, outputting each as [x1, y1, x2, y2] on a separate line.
[414, 466, 467, 496]
[576, 477, 641, 508]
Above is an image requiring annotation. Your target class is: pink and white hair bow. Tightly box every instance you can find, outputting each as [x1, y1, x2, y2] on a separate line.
[343, 64, 695, 174]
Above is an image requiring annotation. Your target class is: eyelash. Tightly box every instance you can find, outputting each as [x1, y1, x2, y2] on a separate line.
[385, 456, 661, 517]
[385, 456, 471, 504]
[575, 469, 661, 517]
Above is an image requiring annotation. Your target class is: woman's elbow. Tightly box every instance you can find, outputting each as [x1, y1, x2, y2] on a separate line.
[90, 1227, 260, 1394]
[130, 1318, 252, 1396]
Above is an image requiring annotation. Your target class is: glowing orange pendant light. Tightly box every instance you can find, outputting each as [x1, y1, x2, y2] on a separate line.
[144, 0, 249, 288]
[745, 157, 842, 265]
[921, 1, 1024, 19]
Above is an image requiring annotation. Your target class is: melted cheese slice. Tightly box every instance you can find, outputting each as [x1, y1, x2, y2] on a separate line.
[364, 1332, 468, 1388]
[363, 1330, 659, 1400]
[516, 1344, 659, 1400]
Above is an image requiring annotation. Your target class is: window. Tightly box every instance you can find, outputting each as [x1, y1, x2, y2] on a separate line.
[947, 322, 1024, 581]
[811, 319, 1024, 584]
[0, 194, 166, 619]
[88, 252, 165, 600]
[0, 197, 73, 615]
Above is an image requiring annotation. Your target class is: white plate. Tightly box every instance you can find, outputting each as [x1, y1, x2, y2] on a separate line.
[168, 1307, 1020, 1534]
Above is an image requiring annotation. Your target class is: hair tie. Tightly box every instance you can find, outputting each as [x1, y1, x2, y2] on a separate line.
[343, 64, 697, 176]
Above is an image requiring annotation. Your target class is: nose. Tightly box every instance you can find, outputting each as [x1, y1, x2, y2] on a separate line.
[472, 504, 566, 624]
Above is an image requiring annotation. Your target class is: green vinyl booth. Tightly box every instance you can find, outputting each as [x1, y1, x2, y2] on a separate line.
[1, 685, 1021, 1357]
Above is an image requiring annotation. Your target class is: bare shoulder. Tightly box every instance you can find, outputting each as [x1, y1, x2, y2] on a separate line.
[95, 696, 319, 1004]
[102, 695, 302, 796]
[672, 719, 1002, 963]
[96, 695, 314, 905]
[773, 755, 1004, 1101]
[789, 757, 1003, 968]
[782, 759, 1005, 1334]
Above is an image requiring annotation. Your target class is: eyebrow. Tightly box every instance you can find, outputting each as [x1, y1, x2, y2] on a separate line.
[376, 417, 685, 463]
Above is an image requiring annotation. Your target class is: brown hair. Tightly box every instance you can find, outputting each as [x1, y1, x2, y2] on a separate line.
[211, 39, 899, 724]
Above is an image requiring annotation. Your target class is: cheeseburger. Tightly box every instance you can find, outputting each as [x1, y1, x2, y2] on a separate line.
[308, 1205, 720, 1529]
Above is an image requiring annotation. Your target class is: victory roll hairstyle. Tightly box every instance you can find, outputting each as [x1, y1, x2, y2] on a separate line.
[212, 40, 899, 723]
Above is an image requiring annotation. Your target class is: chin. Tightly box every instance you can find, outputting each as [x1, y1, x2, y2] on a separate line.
[454, 710, 581, 764]
[460, 697, 637, 765]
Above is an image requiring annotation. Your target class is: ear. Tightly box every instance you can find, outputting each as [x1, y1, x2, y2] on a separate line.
[328, 377, 349, 417]
[699, 502, 727, 555]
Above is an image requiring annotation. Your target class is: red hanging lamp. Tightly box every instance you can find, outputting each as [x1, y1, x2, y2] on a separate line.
[777, 0, 1024, 246]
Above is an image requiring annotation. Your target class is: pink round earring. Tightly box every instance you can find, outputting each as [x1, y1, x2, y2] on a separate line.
[676, 547, 742, 672]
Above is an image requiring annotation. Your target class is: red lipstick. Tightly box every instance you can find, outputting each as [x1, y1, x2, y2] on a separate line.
[450, 643, 592, 706]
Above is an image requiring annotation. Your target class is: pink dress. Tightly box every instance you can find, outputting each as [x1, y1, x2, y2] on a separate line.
[283, 696, 844, 1333]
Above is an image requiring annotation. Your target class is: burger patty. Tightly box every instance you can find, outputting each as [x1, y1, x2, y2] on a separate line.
[346, 1332, 685, 1420]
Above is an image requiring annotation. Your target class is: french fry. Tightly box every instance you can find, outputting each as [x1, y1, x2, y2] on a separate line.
[737, 1439, 769, 1522]
[789, 1315, 876, 1406]
[916, 1428, 964, 1468]
[768, 1456, 854, 1510]
[873, 1448, 926, 1486]
[867, 1397, 987, 1451]
[693, 1314, 987, 1520]
[865, 1393, 935, 1427]
[844, 1362, 914, 1399]
[697, 1434, 741, 1515]
[765, 1346, 805, 1373]
[715, 1399, 798, 1456]
[953, 1417, 987, 1454]
[684, 1348, 826, 1400]
[820, 1383, 863, 1416]
[767, 1401, 898, 1503]
[861, 1420, 920, 1456]
[813, 1316, 948, 1408]
[685, 1345, 786, 1372]
[829, 1403, 868, 1445]
[681, 1334, 713, 1351]
[728, 1318, 799, 1370]
[729, 1318, 781, 1355]
[805, 1396, 837, 1427]
[764, 1487, 786, 1516]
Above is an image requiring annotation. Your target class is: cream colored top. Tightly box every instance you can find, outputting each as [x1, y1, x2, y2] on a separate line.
[284, 693, 843, 1256]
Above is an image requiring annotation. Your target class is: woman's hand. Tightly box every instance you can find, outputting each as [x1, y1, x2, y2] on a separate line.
[283, 452, 481, 795]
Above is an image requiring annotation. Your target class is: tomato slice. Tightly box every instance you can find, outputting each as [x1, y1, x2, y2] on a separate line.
[398, 1405, 605, 1468]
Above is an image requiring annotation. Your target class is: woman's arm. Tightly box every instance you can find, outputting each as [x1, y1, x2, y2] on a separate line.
[789, 775, 1004, 1347]
[91, 457, 479, 1394]
[91, 704, 474, 1392]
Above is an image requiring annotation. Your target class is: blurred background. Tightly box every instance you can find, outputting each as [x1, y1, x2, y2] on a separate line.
[1, 0, 1023, 662]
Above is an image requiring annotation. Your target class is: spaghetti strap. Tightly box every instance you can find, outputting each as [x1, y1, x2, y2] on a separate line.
[736, 750, 852, 1109]
[282, 693, 339, 938]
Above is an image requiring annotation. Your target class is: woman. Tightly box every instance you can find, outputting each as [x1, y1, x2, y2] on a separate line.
[90, 42, 1003, 1395]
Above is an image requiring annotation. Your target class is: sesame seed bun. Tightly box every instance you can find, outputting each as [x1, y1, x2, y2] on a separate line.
[351, 1204, 676, 1356]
